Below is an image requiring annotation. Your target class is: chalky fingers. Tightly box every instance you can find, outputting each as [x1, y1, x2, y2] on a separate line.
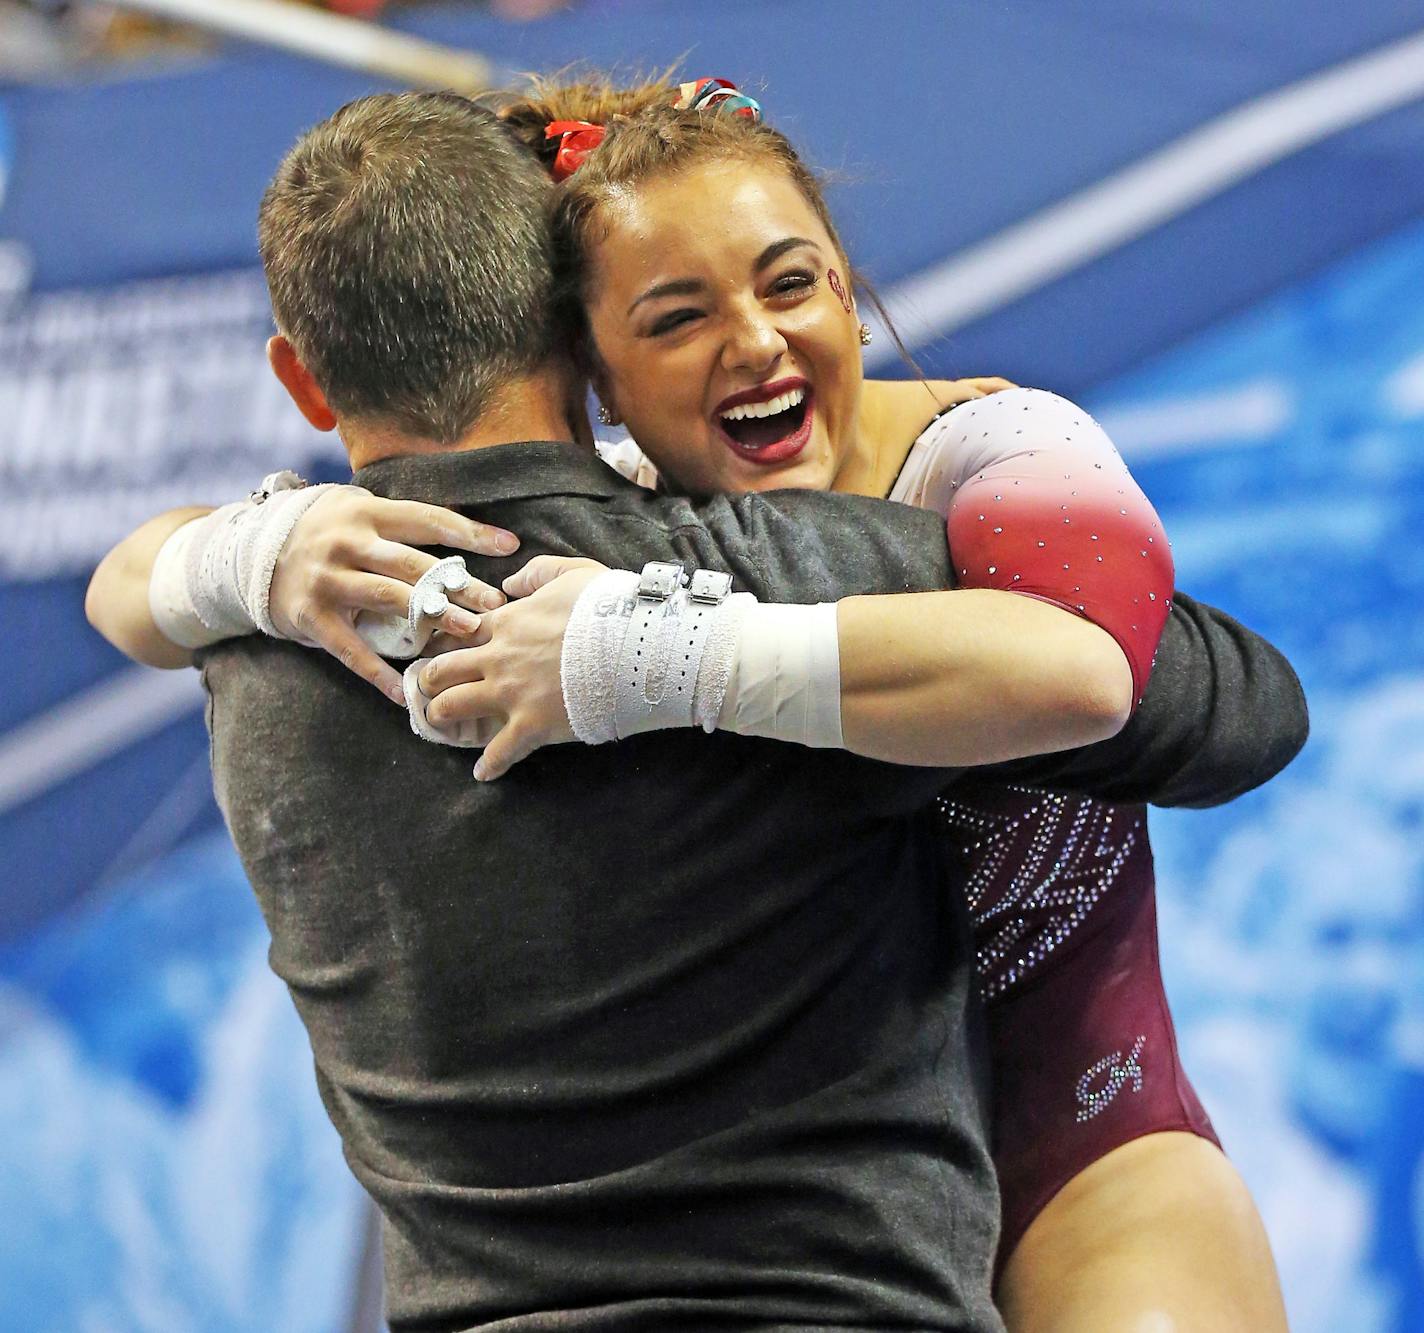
[425, 681, 502, 737]
[365, 538, 506, 614]
[418, 648, 487, 699]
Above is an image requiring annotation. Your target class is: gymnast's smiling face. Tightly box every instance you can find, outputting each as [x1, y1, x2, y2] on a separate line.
[581, 158, 867, 498]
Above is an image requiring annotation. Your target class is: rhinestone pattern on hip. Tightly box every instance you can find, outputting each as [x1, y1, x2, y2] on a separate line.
[935, 787, 1143, 1002]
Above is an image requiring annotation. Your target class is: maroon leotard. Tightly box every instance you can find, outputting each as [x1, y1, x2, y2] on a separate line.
[896, 390, 1218, 1264]
[602, 391, 1221, 1262]
[937, 786, 1218, 1262]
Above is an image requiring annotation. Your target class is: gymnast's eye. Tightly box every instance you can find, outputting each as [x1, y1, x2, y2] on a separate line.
[649, 308, 701, 336]
[768, 269, 817, 298]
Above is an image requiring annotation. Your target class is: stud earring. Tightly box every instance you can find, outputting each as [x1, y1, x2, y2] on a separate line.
[596, 403, 614, 425]
[858, 323, 873, 346]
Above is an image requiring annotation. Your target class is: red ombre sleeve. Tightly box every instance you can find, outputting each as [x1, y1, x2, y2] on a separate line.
[891, 388, 1173, 706]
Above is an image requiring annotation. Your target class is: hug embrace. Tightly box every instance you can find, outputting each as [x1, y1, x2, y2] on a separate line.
[88, 75, 1305, 1331]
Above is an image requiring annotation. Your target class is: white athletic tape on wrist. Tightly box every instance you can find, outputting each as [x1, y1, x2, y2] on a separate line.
[243, 475, 339, 636]
[560, 566, 843, 749]
[357, 555, 473, 659]
[148, 474, 337, 648]
[186, 503, 265, 641]
[402, 657, 493, 749]
[149, 515, 220, 649]
[716, 600, 843, 749]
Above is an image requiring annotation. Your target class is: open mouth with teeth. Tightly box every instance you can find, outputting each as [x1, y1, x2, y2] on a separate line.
[715, 384, 814, 464]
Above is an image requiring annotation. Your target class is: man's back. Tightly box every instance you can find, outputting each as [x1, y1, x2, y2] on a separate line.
[201, 444, 1001, 1332]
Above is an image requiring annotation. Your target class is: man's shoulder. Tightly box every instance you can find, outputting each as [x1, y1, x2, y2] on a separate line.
[499, 485, 953, 603]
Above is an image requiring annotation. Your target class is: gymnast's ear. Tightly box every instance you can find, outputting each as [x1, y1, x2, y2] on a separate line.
[267, 335, 338, 432]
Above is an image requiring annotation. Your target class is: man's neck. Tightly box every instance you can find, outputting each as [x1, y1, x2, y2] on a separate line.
[343, 373, 583, 471]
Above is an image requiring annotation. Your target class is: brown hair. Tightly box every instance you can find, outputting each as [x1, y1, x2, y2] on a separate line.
[258, 92, 558, 444]
[493, 70, 682, 178]
[494, 75, 919, 368]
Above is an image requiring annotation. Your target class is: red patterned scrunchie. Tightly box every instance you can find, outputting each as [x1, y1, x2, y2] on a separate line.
[545, 119, 607, 183]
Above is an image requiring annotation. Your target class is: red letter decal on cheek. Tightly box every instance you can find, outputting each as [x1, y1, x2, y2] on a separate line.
[827, 267, 852, 314]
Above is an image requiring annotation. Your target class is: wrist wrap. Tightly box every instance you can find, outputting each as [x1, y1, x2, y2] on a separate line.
[562, 565, 742, 744]
[560, 564, 843, 750]
[148, 472, 336, 648]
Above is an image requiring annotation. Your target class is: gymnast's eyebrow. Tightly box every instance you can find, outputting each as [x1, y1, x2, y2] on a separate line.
[753, 236, 820, 271]
[627, 278, 705, 315]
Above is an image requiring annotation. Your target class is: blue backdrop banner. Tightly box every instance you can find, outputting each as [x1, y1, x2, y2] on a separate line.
[2, 6, 1421, 1328]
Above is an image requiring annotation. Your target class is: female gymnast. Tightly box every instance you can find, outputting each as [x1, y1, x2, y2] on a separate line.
[88, 78, 1292, 1331]
[429, 78, 1292, 1332]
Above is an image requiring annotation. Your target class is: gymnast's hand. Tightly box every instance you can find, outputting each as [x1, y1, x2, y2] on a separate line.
[267, 486, 521, 701]
[416, 555, 609, 781]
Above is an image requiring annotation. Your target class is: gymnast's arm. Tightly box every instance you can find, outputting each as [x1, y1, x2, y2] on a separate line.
[86, 489, 1133, 766]
[421, 391, 1303, 794]
[414, 498, 1302, 797]
[86, 507, 213, 668]
[981, 591, 1308, 807]
[85, 491, 520, 701]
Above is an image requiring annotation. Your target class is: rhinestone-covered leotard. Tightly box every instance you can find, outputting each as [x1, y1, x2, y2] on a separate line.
[893, 390, 1218, 1261]
[599, 391, 1221, 1259]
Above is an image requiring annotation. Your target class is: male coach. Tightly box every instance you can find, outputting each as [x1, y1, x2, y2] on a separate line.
[88, 93, 1305, 1331]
